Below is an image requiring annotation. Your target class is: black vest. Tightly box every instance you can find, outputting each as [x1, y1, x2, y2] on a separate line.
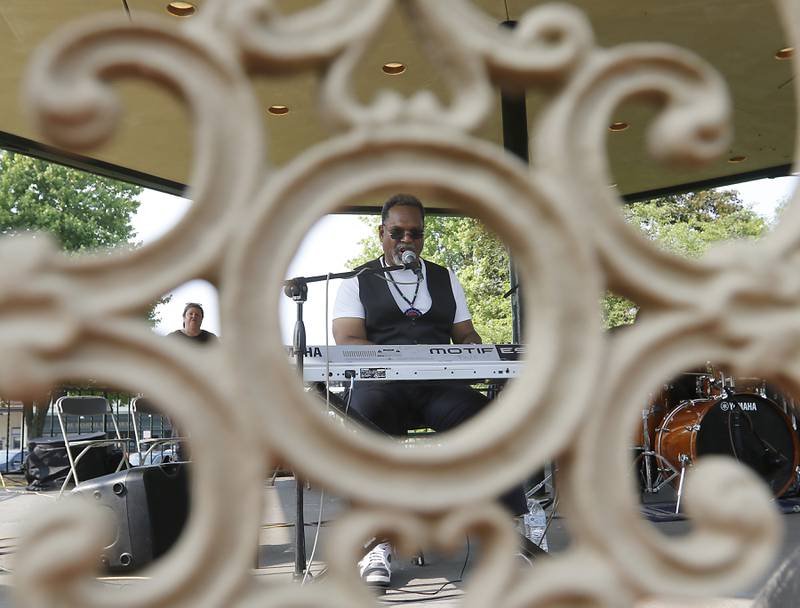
[357, 258, 456, 345]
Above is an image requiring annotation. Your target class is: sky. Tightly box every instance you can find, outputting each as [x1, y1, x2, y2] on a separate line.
[132, 175, 800, 344]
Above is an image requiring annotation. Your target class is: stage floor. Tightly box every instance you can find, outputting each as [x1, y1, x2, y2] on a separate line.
[0, 475, 797, 607]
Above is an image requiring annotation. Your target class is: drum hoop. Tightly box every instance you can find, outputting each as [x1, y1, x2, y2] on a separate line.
[655, 397, 712, 457]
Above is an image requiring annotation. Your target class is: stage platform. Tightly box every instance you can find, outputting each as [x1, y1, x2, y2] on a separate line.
[0, 475, 798, 607]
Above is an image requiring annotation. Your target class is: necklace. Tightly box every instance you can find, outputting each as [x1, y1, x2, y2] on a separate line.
[384, 259, 423, 319]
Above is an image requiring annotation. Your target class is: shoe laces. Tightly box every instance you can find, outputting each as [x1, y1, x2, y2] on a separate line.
[360, 541, 392, 569]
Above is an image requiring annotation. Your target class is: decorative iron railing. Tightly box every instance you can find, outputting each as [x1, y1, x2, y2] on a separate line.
[2, 0, 798, 606]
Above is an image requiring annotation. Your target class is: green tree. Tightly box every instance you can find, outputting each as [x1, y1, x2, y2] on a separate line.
[349, 215, 513, 344]
[0, 152, 141, 250]
[605, 189, 767, 328]
[623, 190, 766, 258]
[0, 151, 146, 438]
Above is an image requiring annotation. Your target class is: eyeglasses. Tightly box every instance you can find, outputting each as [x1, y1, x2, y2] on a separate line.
[387, 226, 424, 240]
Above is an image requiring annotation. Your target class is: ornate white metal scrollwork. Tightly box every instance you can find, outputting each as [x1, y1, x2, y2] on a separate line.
[4, 0, 798, 605]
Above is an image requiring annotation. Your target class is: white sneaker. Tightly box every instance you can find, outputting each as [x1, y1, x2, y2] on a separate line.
[358, 541, 392, 587]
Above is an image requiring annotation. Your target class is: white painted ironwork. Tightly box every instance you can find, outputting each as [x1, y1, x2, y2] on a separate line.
[2, 0, 798, 605]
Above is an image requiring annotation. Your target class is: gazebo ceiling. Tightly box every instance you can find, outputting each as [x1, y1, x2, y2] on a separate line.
[0, 0, 795, 207]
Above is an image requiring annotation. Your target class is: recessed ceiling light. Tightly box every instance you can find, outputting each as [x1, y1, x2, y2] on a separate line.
[609, 121, 629, 132]
[382, 62, 406, 75]
[775, 47, 794, 60]
[728, 155, 747, 163]
[267, 105, 289, 116]
[166, 2, 196, 17]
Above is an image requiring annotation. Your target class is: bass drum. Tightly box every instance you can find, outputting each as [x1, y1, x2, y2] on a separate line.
[656, 393, 800, 497]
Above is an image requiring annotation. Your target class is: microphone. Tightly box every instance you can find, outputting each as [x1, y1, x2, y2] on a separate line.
[401, 250, 422, 278]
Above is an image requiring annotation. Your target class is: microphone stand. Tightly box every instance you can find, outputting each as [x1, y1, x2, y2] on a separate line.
[282, 261, 415, 580]
[503, 282, 519, 298]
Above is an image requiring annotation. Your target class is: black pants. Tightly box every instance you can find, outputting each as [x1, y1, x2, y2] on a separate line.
[348, 381, 528, 516]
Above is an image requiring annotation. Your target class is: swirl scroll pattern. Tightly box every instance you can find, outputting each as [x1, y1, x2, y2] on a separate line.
[4, 0, 799, 606]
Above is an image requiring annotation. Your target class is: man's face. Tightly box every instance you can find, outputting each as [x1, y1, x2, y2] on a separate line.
[379, 206, 424, 266]
[183, 306, 204, 336]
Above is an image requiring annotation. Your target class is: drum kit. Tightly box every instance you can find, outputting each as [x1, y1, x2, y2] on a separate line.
[634, 365, 800, 511]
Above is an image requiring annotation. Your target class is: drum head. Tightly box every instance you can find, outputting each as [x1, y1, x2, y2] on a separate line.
[697, 394, 797, 495]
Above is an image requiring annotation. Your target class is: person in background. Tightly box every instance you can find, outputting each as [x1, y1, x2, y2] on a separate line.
[166, 302, 217, 461]
[169, 302, 218, 344]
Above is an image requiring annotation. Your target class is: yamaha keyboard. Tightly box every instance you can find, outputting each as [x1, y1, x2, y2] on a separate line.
[289, 344, 525, 382]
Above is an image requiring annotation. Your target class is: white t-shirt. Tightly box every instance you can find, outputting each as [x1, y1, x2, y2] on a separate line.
[333, 257, 472, 324]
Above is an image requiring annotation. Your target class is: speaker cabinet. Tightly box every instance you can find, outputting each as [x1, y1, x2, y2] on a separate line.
[73, 463, 189, 572]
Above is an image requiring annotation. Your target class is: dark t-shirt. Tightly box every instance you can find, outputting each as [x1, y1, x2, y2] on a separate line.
[168, 329, 218, 343]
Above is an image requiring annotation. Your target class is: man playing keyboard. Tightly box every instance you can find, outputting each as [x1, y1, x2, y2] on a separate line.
[332, 193, 527, 587]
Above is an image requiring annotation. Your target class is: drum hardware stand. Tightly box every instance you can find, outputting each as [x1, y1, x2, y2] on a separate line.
[675, 454, 690, 514]
[636, 448, 680, 495]
[636, 457, 677, 495]
[641, 409, 654, 491]
[525, 470, 554, 499]
[719, 370, 734, 396]
[636, 408, 680, 496]
[792, 465, 800, 497]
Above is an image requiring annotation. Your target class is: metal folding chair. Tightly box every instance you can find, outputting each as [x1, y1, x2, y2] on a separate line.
[54, 395, 129, 495]
[130, 396, 185, 465]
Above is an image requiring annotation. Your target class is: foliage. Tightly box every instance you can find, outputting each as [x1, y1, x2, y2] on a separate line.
[604, 189, 768, 328]
[0, 152, 141, 250]
[348, 216, 382, 264]
[602, 292, 639, 329]
[622, 190, 766, 259]
[349, 215, 513, 344]
[0, 151, 151, 436]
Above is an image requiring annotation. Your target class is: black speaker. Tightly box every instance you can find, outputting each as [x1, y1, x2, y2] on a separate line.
[73, 463, 190, 572]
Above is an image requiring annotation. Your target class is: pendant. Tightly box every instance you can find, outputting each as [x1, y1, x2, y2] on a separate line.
[404, 307, 422, 319]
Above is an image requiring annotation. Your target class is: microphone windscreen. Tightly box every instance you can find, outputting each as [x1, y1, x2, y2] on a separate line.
[401, 250, 417, 265]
